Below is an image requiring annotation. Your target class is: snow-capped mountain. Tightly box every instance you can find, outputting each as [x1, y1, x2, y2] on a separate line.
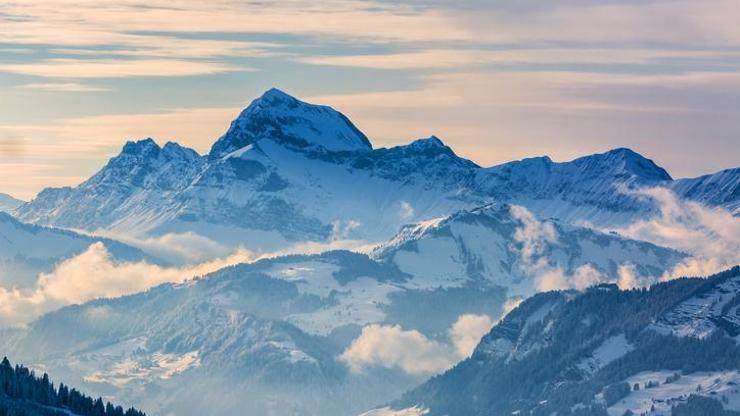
[477, 148, 740, 225]
[0, 204, 687, 416]
[670, 167, 740, 214]
[209, 87, 373, 157]
[15, 89, 740, 251]
[0, 212, 160, 288]
[5, 88, 738, 416]
[389, 266, 740, 416]
[0, 192, 24, 213]
[371, 204, 684, 294]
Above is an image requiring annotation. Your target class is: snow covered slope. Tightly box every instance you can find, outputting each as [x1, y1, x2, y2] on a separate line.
[15, 89, 740, 251]
[0, 192, 24, 213]
[670, 167, 740, 215]
[0, 253, 429, 416]
[15, 89, 479, 246]
[0, 207, 689, 416]
[372, 204, 684, 294]
[479, 149, 665, 225]
[389, 266, 740, 416]
[209, 87, 373, 157]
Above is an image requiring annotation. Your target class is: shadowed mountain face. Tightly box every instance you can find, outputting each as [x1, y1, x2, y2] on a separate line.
[14, 89, 740, 251]
[389, 266, 740, 416]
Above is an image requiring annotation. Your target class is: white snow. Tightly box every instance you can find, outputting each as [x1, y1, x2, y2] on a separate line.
[223, 144, 254, 159]
[606, 370, 740, 415]
[84, 350, 200, 387]
[358, 406, 429, 416]
[266, 261, 402, 335]
[577, 334, 634, 374]
[651, 275, 740, 340]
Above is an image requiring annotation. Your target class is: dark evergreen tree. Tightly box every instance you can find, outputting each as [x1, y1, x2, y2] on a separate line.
[0, 357, 146, 416]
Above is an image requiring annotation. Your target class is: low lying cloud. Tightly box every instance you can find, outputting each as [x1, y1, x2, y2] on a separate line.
[0, 242, 252, 326]
[399, 201, 415, 221]
[510, 205, 614, 291]
[330, 219, 362, 241]
[449, 314, 495, 358]
[509, 204, 668, 291]
[89, 230, 237, 265]
[613, 187, 740, 280]
[510, 204, 558, 266]
[341, 313, 494, 376]
[341, 324, 454, 375]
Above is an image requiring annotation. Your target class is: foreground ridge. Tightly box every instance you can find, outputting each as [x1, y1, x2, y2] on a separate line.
[391, 266, 740, 416]
[0, 357, 146, 416]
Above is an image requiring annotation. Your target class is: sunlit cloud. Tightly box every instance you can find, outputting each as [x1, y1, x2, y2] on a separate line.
[298, 48, 740, 70]
[612, 187, 740, 280]
[16, 82, 109, 92]
[0, 58, 244, 78]
[341, 313, 494, 376]
[4, 0, 740, 47]
[0, 242, 253, 326]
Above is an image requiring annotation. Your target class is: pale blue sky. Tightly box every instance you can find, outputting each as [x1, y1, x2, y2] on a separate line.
[1, 0, 739, 199]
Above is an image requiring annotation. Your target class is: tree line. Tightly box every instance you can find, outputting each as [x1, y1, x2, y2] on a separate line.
[0, 357, 145, 416]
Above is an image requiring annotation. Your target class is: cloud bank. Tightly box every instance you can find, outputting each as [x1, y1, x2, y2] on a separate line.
[614, 187, 740, 280]
[0, 242, 252, 326]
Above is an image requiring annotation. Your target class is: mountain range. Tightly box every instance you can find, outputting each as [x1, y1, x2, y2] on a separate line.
[0, 202, 687, 416]
[2, 88, 739, 416]
[13, 89, 739, 253]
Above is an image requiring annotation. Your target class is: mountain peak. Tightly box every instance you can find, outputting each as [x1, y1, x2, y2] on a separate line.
[208, 88, 372, 158]
[121, 137, 160, 155]
[574, 147, 672, 181]
[259, 87, 298, 103]
[408, 135, 445, 149]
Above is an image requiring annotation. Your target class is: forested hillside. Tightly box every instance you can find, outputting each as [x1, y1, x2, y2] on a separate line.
[0, 358, 145, 416]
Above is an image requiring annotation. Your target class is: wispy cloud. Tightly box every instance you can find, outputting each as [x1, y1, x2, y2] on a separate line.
[307, 70, 740, 176]
[0, 58, 244, 78]
[613, 187, 740, 280]
[509, 205, 657, 291]
[298, 48, 740, 70]
[4, 0, 740, 47]
[16, 82, 109, 92]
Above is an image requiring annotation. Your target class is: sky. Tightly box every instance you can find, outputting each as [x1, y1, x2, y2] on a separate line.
[1, 0, 739, 200]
